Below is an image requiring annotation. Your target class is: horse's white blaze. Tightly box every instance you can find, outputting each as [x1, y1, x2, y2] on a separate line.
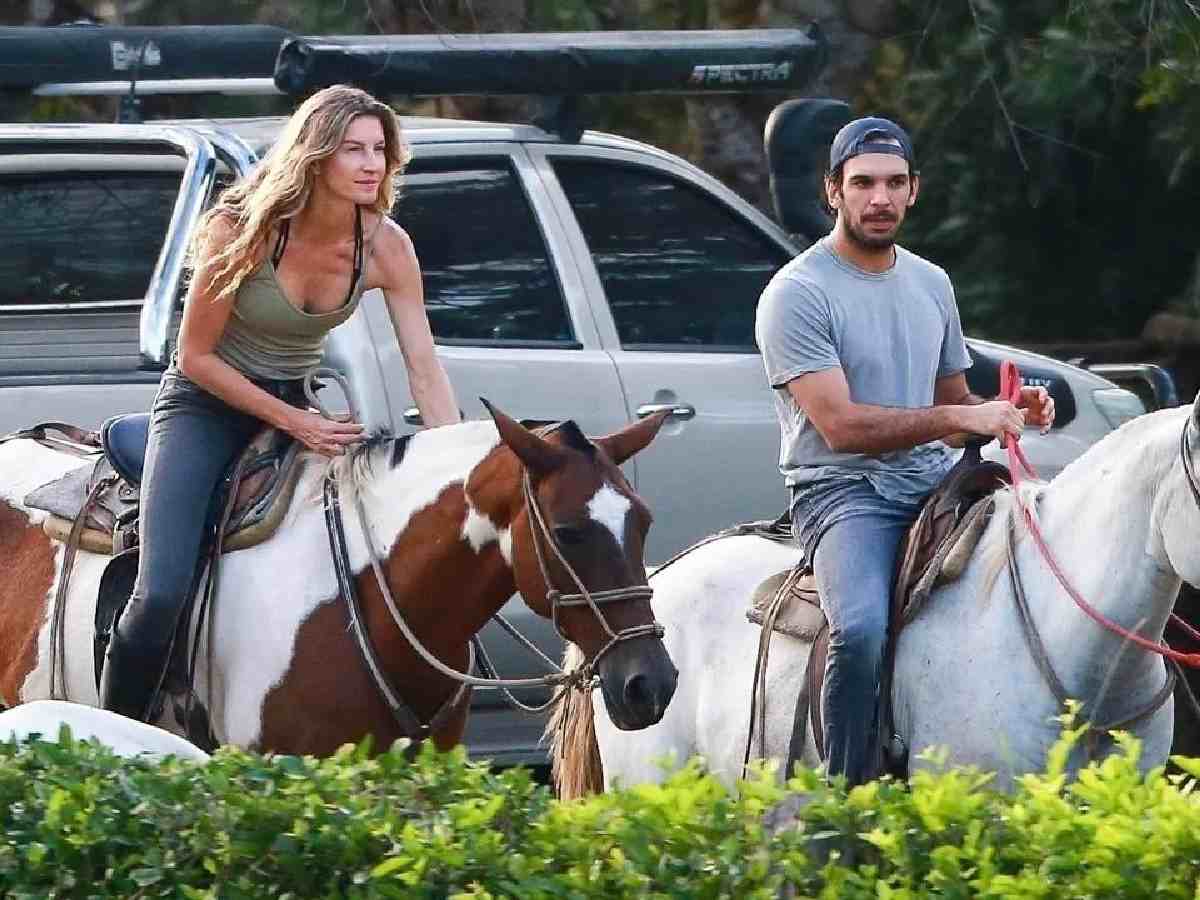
[588, 484, 631, 549]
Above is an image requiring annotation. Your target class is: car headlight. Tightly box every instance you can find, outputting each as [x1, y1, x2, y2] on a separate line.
[1092, 387, 1146, 430]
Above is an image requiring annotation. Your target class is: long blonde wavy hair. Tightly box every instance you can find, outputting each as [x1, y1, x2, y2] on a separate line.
[192, 84, 411, 303]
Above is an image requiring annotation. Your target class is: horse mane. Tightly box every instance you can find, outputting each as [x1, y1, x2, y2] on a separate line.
[312, 421, 499, 505]
[975, 482, 1045, 599]
[545, 643, 605, 799]
[531, 419, 594, 457]
[554, 420, 595, 456]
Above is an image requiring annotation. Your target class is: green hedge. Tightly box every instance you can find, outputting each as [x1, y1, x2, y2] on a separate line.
[1, 719, 1199, 898]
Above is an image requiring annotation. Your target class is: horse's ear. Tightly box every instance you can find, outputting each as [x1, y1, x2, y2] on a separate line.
[594, 410, 669, 466]
[1192, 390, 1200, 431]
[481, 398, 567, 475]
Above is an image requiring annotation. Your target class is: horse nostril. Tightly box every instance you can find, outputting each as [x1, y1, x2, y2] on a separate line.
[623, 672, 650, 710]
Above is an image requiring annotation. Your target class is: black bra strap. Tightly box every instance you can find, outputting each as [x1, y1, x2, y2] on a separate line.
[271, 220, 290, 267]
[272, 207, 362, 305]
[345, 205, 364, 305]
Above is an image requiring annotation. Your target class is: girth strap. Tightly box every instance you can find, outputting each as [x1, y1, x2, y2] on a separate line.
[49, 459, 117, 700]
[323, 473, 471, 740]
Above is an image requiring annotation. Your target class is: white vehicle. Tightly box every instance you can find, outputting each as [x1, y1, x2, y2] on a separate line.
[0, 26, 1161, 765]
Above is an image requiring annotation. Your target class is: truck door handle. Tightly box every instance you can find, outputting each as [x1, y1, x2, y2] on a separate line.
[403, 406, 465, 427]
[636, 403, 695, 421]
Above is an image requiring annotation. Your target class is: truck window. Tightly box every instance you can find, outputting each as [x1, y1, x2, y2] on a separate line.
[395, 157, 573, 346]
[552, 158, 791, 351]
[0, 171, 180, 306]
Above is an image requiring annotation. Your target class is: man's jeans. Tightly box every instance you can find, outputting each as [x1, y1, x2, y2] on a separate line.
[792, 479, 922, 784]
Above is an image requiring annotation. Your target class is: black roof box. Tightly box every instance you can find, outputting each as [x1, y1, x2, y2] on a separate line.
[274, 28, 826, 97]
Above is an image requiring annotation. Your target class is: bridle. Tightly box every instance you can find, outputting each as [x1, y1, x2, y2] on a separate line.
[520, 467, 664, 678]
[321, 427, 665, 737]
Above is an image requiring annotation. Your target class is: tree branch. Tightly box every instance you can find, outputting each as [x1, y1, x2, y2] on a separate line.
[966, 0, 1029, 172]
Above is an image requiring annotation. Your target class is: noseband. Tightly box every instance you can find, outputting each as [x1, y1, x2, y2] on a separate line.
[521, 469, 665, 679]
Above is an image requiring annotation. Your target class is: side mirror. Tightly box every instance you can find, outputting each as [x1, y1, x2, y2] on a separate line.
[763, 98, 852, 242]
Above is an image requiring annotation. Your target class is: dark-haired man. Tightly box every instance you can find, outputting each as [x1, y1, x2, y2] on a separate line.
[754, 117, 1054, 784]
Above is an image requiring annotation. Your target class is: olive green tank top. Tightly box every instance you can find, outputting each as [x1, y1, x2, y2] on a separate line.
[214, 208, 370, 381]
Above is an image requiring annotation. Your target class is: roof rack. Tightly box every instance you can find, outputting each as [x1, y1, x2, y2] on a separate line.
[2, 24, 826, 136]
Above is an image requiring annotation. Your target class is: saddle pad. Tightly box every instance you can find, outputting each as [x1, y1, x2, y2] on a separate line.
[24, 458, 129, 533]
[938, 497, 994, 583]
[746, 566, 825, 641]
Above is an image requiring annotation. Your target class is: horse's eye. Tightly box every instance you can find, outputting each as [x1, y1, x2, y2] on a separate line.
[553, 524, 587, 546]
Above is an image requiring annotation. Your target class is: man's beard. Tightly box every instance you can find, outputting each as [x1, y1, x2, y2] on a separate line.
[843, 215, 900, 251]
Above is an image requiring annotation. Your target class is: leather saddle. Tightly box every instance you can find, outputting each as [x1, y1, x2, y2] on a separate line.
[745, 443, 1012, 778]
[22, 414, 308, 556]
[15, 416, 309, 725]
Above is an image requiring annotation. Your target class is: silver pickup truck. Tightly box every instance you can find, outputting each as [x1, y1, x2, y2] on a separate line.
[0, 27, 1155, 765]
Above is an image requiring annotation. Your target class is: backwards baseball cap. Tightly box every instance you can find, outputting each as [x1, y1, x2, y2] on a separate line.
[828, 116, 915, 171]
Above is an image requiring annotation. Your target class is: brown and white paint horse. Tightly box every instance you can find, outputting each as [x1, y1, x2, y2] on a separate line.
[0, 405, 677, 756]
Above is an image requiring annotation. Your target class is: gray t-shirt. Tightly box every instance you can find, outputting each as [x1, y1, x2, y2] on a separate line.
[754, 236, 972, 506]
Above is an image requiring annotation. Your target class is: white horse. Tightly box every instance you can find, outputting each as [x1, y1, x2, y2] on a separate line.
[0, 700, 211, 761]
[552, 394, 1200, 795]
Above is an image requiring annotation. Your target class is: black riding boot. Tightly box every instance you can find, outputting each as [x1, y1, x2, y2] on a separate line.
[99, 597, 180, 722]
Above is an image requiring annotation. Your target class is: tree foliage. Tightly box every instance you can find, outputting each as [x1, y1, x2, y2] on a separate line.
[10, 0, 1200, 350]
[868, 0, 1200, 342]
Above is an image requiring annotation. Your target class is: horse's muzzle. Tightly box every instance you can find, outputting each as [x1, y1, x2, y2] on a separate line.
[598, 635, 678, 731]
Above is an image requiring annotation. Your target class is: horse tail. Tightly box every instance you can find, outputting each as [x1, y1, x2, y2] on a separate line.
[545, 643, 604, 800]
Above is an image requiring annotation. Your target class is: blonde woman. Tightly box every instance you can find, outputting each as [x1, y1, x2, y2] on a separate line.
[100, 85, 460, 723]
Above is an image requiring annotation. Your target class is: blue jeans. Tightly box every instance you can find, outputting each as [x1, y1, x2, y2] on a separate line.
[101, 369, 306, 721]
[792, 480, 921, 784]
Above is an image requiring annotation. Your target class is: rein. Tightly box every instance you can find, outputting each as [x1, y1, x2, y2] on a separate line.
[1000, 361, 1200, 669]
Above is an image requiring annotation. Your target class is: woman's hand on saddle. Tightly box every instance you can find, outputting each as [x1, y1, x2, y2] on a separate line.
[964, 400, 1026, 446]
[1015, 386, 1055, 434]
[286, 409, 365, 457]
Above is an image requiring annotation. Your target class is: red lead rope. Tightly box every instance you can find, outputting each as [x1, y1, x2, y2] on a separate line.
[1001, 360, 1200, 667]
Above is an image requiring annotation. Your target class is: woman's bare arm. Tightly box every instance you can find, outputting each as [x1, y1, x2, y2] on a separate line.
[372, 221, 461, 427]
